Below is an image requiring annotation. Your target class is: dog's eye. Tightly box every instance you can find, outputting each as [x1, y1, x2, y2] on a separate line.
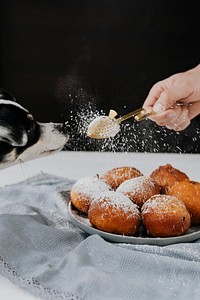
[27, 113, 34, 120]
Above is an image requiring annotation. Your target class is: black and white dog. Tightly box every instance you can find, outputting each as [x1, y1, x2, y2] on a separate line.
[0, 88, 69, 169]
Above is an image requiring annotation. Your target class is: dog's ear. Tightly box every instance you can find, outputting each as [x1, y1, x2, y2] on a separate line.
[0, 88, 16, 101]
[0, 123, 28, 147]
[0, 108, 28, 147]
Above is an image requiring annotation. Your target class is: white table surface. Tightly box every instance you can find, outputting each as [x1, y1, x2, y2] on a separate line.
[0, 150, 199, 299]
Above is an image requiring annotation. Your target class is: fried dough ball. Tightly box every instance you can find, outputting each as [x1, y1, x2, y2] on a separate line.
[141, 195, 191, 237]
[88, 191, 140, 236]
[70, 175, 111, 214]
[167, 180, 200, 225]
[150, 164, 189, 193]
[101, 166, 143, 190]
[116, 175, 160, 208]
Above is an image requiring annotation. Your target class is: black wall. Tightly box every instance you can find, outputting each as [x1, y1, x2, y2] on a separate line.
[0, 0, 200, 152]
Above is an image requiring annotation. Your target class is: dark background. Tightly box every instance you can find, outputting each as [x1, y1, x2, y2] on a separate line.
[0, 0, 200, 153]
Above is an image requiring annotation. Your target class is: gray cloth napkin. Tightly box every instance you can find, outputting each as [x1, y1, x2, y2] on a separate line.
[0, 173, 200, 300]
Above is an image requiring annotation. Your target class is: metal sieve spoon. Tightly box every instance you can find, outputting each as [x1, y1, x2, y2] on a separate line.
[87, 108, 154, 139]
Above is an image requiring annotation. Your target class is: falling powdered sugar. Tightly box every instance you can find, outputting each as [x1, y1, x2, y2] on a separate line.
[59, 84, 200, 153]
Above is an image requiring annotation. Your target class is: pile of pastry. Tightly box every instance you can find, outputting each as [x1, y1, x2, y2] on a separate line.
[70, 164, 200, 238]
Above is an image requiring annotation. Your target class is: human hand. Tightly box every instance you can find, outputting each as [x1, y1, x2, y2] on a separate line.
[143, 64, 200, 131]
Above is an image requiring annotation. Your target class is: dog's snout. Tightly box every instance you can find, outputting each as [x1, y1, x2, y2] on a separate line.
[55, 122, 69, 135]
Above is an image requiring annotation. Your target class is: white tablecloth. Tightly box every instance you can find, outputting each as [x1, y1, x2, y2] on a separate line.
[0, 151, 199, 300]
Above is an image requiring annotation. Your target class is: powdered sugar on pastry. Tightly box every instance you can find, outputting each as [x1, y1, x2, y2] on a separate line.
[70, 175, 111, 213]
[141, 194, 191, 237]
[88, 190, 140, 235]
[141, 195, 187, 214]
[91, 190, 140, 216]
[72, 175, 110, 198]
[116, 176, 160, 207]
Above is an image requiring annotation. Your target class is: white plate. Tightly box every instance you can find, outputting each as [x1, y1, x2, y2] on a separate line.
[65, 198, 200, 246]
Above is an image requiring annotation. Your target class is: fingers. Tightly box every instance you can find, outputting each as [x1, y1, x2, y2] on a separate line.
[143, 80, 174, 109]
[149, 105, 191, 131]
[166, 106, 190, 131]
[143, 73, 194, 113]
[143, 82, 166, 113]
[188, 101, 200, 119]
